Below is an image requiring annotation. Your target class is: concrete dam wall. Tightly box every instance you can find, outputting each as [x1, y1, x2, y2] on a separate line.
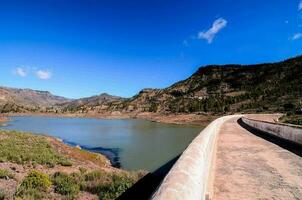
[151, 115, 242, 200]
[241, 117, 302, 145]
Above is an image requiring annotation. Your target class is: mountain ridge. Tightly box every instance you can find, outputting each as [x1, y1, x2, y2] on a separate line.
[1, 55, 301, 114]
[0, 86, 71, 112]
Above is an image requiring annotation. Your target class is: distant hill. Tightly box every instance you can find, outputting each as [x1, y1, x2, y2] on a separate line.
[115, 55, 301, 114]
[1, 55, 302, 114]
[57, 93, 124, 113]
[0, 87, 70, 113]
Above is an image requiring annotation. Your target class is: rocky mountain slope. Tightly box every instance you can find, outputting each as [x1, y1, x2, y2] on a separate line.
[57, 93, 124, 113]
[0, 87, 70, 113]
[1, 55, 301, 114]
[61, 55, 302, 114]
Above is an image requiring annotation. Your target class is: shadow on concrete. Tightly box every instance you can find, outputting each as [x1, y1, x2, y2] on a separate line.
[117, 155, 180, 200]
[237, 118, 302, 157]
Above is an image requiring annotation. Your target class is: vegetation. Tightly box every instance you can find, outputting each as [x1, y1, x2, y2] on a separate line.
[96, 174, 136, 200]
[80, 170, 138, 200]
[280, 114, 302, 126]
[0, 130, 142, 199]
[16, 170, 51, 199]
[1, 55, 302, 115]
[0, 189, 4, 200]
[0, 169, 14, 179]
[15, 169, 139, 200]
[45, 55, 302, 115]
[0, 130, 71, 167]
[52, 172, 80, 198]
[84, 170, 103, 181]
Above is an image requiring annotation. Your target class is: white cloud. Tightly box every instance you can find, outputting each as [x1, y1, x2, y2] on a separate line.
[299, 0, 302, 11]
[14, 67, 27, 77]
[198, 18, 228, 43]
[36, 70, 52, 80]
[291, 33, 302, 40]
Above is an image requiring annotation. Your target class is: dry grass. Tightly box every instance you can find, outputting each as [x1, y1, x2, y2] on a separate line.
[0, 130, 71, 167]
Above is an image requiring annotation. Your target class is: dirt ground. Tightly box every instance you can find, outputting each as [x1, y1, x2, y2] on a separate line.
[3, 112, 217, 126]
[0, 136, 131, 200]
[213, 115, 302, 200]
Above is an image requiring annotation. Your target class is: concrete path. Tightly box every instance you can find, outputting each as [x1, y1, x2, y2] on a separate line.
[213, 115, 302, 200]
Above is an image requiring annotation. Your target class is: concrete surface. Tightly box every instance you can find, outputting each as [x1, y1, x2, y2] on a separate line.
[151, 115, 242, 200]
[242, 117, 302, 145]
[213, 115, 302, 200]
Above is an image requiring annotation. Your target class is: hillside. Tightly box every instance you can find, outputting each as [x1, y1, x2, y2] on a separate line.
[0, 130, 142, 200]
[0, 87, 70, 113]
[56, 93, 124, 113]
[1, 55, 301, 115]
[59, 55, 302, 114]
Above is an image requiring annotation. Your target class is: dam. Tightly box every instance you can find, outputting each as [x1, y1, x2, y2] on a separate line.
[120, 114, 302, 199]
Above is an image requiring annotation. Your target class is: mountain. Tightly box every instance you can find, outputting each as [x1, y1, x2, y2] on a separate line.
[0, 87, 70, 113]
[1, 55, 302, 114]
[115, 55, 301, 114]
[80, 55, 300, 114]
[57, 93, 124, 113]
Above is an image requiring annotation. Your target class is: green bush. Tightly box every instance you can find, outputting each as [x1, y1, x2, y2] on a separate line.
[280, 114, 302, 126]
[0, 169, 14, 179]
[0, 131, 71, 167]
[52, 172, 80, 198]
[15, 188, 43, 200]
[84, 170, 103, 181]
[97, 174, 135, 200]
[19, 170, 51, 191]
[79, 167, 87, 174]
[58, 159, 73, 167]
[16, 170, 51, 199]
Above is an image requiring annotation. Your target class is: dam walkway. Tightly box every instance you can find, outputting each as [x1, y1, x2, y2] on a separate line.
[213, 115, 302, 200]
[119, 114, 302, 200]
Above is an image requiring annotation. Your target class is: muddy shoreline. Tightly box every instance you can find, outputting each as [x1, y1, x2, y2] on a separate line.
[0, 116, 8, 122]
[2, 112, 218, 127]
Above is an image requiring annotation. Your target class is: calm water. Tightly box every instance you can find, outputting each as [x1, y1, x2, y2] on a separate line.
[1, 116, 200, 171]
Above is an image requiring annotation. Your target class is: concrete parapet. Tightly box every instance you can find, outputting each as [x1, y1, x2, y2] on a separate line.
[241, 117, 302, 145]
[151, 115, 241, 200]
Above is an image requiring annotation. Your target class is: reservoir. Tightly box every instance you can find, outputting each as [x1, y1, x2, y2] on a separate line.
[1, 116, 200, 171]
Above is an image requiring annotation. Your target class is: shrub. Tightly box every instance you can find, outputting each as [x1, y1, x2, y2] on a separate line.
[52, 172, 80, 198]
[0, 131, 71, 167]
[19, 170, 51, 191]
[16, 170, 51, 199]
[79, 167, 87, 174]
[15, 188, 43, 200]
[58, 159, 73, 167]
[84, 170, 103, 181]
[0, 189, 4, 200]
[0, 169, 14, 179]
[97, 174, 135, 200]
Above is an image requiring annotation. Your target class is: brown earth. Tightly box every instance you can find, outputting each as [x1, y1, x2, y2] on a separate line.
[0, 116, 8, 123]
[213, 115, 302, 200]
[3, 112, 217, 126]
[0, 135, 143, 200]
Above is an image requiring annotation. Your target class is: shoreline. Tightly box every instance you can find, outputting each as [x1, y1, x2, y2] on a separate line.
[0, 116, 8, 122]
[3, 112, 219, 127]
[0, 116, 9, 126]
[0, 129, 144, 199]
[1, 112, 211, 170]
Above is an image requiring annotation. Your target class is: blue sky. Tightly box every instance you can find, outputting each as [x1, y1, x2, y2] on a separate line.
[0, 0, 302, 98]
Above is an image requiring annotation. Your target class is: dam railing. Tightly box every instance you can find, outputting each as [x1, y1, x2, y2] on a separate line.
[150, 115, 302, 200]
[241, 117, 302, 145]
[151, 115, 241, 200]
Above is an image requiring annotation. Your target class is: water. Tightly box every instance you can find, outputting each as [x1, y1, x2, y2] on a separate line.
[1, 116, 200, 171]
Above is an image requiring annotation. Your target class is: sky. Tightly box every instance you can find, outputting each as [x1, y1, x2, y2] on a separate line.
[0, 0, 302, 98]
